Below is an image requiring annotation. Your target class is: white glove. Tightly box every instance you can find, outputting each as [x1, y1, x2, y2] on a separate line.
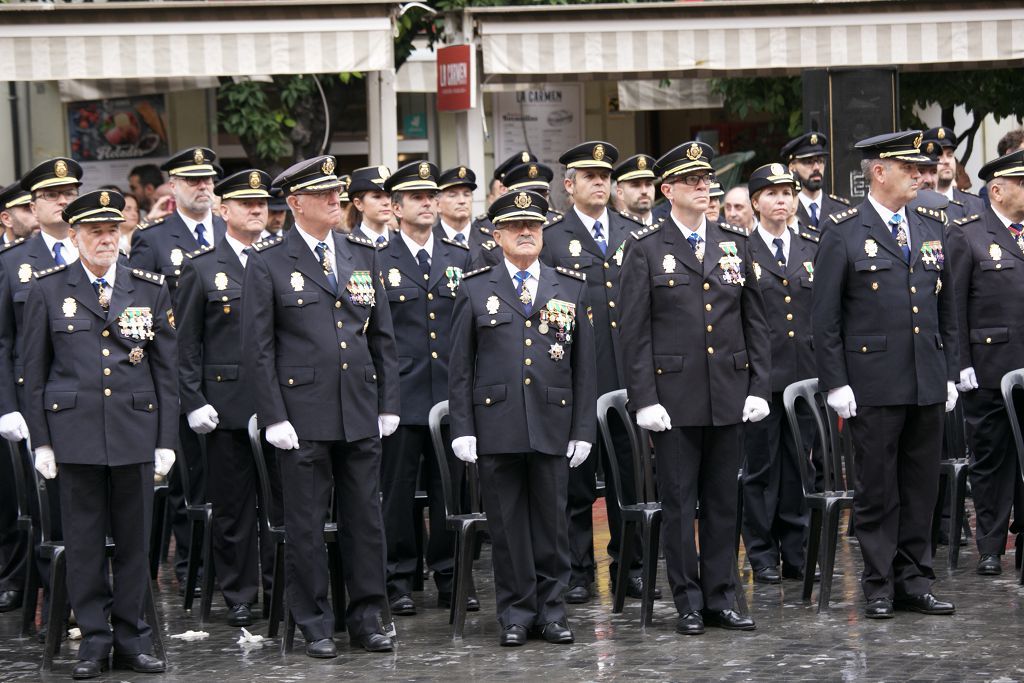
[452, 436, 477, 463]
[566, 440, 591, 468]
[741, 396, 770, 423]
[266, 420, 300, 450]
[956, 367, 978, 393]
[636, 404, 672, 432]
[827, 385, 858, 420]
[945, 381, 958, 413]
[186, 404, 220, 434]
[378, 413, 400, 438]
[154, 448, 176, 477]
[0, 411, 28, 441]
[33, 446, 57, 480]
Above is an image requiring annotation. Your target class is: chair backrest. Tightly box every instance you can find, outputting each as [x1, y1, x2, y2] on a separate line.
[5, 439, 31, 521]
[247, 415, 276, 535]
[1000, 369, 1024, 480]
[427, 400, 483, 518]
[596, 389, 658, 505]
[782, 378, 853, 496]
[943, 399, 968, 460]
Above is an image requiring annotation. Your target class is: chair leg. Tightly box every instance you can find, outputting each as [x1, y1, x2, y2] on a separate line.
[816, 504, 842, 613]
[20, 531, 38, 637]
[447, 532, 461, 627]
[413, 505, 425, 593]
[450, 525, 476, 640]
[735, 471, 744, 555]
[182, 519, 203, 613]
[145, 581, 165, 662]
[612, 520, 634, 615]
[149, 490, 167, 580]
[159, 495, 173, 564]
[640, 515, 661, 630]
[947, 467, 967, 571]
[266, 544, 285, 636]
[42, 549, 67, 671]
[803, 508, 823, 603]
[198, 512, 215, 626]
[327, 541, 346, 633]
[281, 600, 295, 654]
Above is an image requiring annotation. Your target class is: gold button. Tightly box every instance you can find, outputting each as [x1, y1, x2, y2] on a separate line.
[911, 286, 917, 293]
[104, 388, 111, 397]
[574, 263, 580, 269]
[336, 321, 343, 329]
[603, 263, 609, 269]
[862, 346, 868, 353]
[788, 331, 795, 338]
[222, 295, 228, 302]
[103, 368, 111, 376]
[668, 280, 675, 287]
[148, 403, 154, 411]
[51, 403, 58, 410]
[524, 378, 531, 385]
[431, 351, 438, 359]
[373, 374, 377, 380]
[427, 293, 434, 301]
[335, 301, 341, 309]
[707, 346, 714, 355]
[783, 296, 791, 304]
[288, 378, 294, 385]
[16, 377, 22, 385]
[986, 337, 992, 344]
[67, 324, 74, 331]
[782, 279, 789, 286]
[605, 281, 613, 288]
[608, 301, 615, 308]
[525, 321, 532, 328]
[560, 399, 567, 406]
[914, 326, 920, 334]
[490, 319, 497, 325]
[340, 341, 347, 349]
[485, 398, 492, 405]
[912, 306, 919, 313]
[430, 331, 437, 339]
[872, 282, 879, 291]
[174, 269, 180, 276]
[525, 339, 532, 347]
[703, 283, 710, 291]
[429, 312, 436, 320]
[525, 359, 532, 366]
[102, 349, 110, 357]
[216, 375, 222, 382]
[705, 304, 712, 312]
[610, 321, 617, 328]
[706, 325, 713, 332]
[870, 265, 877, 271]
[102, 330, 109, 337]
[996, 263, 1003, 269]
[297, 299, 303, 305]
[786, 313, 793, 321]
[657, 369, 663, 375]
[399, 295, 406, 302]
[342, 363, 349, 369]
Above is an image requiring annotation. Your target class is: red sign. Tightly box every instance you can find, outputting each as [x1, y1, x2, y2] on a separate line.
[436, 44, 476, 112]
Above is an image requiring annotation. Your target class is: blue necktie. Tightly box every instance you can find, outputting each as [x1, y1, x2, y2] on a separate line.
[416, 248, 431, 280]
[196, 223, 210, 248]
[593, 221, 607, 255]
[686, 232, 703, 262]
[514, 270, 532, 317]
[376, 235, 387, 246]
[809, 202, 819, 228]
[315, 241, 338, 293]
[455, 233, 467, 244]
[53, 242, 66, 266]
[890, 214, 910, 262]
[773, 237, 786, 267]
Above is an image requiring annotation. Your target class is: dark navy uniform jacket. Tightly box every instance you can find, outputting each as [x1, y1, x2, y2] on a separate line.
[129, 211, 226, 295]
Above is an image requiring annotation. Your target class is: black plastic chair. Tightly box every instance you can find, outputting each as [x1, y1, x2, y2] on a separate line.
[426, 401, 487, 640]
[5, 438, 37, 637]
[999, 369, 1024, 584]
[782, 378, 855, 612]
[931, 401, 970, 570]
[180, 437, 214, 622]
[246, 416, 346, 652]
[149, 478, 169, 580]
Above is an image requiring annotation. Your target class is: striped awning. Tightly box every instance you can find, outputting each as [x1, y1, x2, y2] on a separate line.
[0, 2, 395, 82]
[476, 3, 1024, 82]
[617, 79, 723, 112]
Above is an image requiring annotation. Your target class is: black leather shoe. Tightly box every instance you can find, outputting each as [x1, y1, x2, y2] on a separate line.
[894, 593, 955, 615]
[539, 620, 574, 644]
[753, 567, 782, 584]
[675, 611, 705, 635]
[0, 589, 23, 612]
[499, 624, 528, 647]
[467, 594, 480, 612]
[702, 608, 756, 631]
[227, 603, 253, 627]
[71, 659, 107, 680]
[977, 554, 1002, 576]
[437, 592, 480, 612]
[112, 653, 165, 673]
[565, 585, 591, 604]
[864, 598, 894, 619]
[781, 565, 821, 582]
[619, 576, 663, 600]
[350, 633, 393, 652]
[305, 638, 338, 658]
[389, 594, 416, 615]
[177, 583, 202, 598]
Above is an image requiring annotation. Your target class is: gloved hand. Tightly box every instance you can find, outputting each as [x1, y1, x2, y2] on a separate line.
[636, 404, 672, 432]
[34, 446, 57, 480]
[266, 420, 300, 450]
[186, 404, 220, 434]
[0, 411, 28, 441]
[945, 381, 958, 413]
[956, 367, 978, 393]
[154, 448, 176, 477]
[566, 440, 591, 468]
[741, 396, 770, 423]
[378, 413, 400, 438]
[827, 385, 858, 420]
[452, 436, 477, 463]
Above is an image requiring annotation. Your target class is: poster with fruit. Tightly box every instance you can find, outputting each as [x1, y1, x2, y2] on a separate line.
[68, 95, 169, 162]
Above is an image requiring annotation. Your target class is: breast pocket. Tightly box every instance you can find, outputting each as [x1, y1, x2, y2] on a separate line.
[652, 273, 689, 288]
[207, 289, 241, 304]
[980, 260, 1014, 272]
[477, 311, 513, 328]
[280, 291, 320, 308]
[559, 256, 597, 271]
[854, 259, 893, 273]
[387, 287, 420, 303]
[53, 318, 92, 335]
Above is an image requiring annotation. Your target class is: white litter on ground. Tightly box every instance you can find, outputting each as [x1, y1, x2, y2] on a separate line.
[170, 630, 210, 641]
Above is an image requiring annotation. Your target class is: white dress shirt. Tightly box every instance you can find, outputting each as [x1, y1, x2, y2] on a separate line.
[670, 213, 707, 243]
[757, 223, 791, 264]
[41, 231, 78, 264]
[360, 223, 389, 245]
[177, 209, 214, 245]
[440, 219, 472, 243]
[294, 224, 337, 276]
[503, 258, 540, 303]
[867, 194, 910, 250]
[224, 233, 250, 269]
[400, 230, 434, 271]
[573, 206, 611, 243]
[83, 260, 116, 290]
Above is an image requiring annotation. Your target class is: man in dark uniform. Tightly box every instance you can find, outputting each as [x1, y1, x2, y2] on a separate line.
[812, 130, 959, 619]
[613, 154, 657, 226]
[782, 132, 850, 232]
[469, 152, 539, 267]
[706, 181, 725, 223]
[377, 162, 474, 616]
[176, 169, 274, 627]
[948, 149, 1024, 576]
[739, 164, 819, 584]
[924, 126, 986, 218]
[449, 189, 595, 646]
[0, 158, 83, 620]
[129, 146, 225, 590]
[0, 182, 38, 246]
[242, 155, 399, 658]
[541, 140, 647, 604]
[433, 165, 498, 269]
[23, 189, 175, 678]
[620, 142, 770, 635]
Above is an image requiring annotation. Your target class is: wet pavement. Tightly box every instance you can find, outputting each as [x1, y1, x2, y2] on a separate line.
[2, 502, 1023, 682]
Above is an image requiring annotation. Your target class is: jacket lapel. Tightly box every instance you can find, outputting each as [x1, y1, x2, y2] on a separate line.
[389, 240, 429, 291]
[563, 210, 605, 260]
[105, 265, 137, 327]
[786, 238, 814, 278]
[863, 206, 906, 263]
[606, 214, 629, 259]
[427, 241, 456, 293]
[488, 266, 529, 319]
[216, 238, 245, 284]
[65, 262, 106, 320]
[533, 265, 560, 320]
[703, 225, 726, 281]
[659, 219, 702, 275]
[331, 233, 356, 300]
[984, 210, 1024, 263]
[285, 229, 335, 295]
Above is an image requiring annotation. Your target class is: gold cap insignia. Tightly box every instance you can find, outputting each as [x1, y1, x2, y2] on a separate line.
[926, 142, 935, 154]
[593, 144, 605, 161]
[637, 156, 648, 170]
[810, 133, 819, 145]
[193, 149, 205, 164]
[913, 134, 923, 149]
[418, 162, 430, 179]
[528, 165, 539, 179]
[521, 151, 530, 163]
[378, 165, 390, 180]
[54, 160, 68, 178]
[322, 157, 336, 176]
[514, 192, 532, 209]
[771, 163, 786, 176]
[99, 191, 110, 207]
[937, 128, 946, 140]
[248, 171, 261, 189]
[457, 166, 467, 179]
[686, 143, 702, 161]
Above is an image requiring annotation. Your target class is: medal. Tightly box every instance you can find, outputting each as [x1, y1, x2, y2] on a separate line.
[538, 323, 549, 335]
[803, 261, 814, 282]
[118, 307, 154, 341]
[568, 240, 582, 257]
[549, 343, 565, 361]
[695, 241, 705, 264]
[128, 346, 145, 365]
[864, 239, 878, 258]
[935, 277, 943, 295]
[718, 242, 745, 286]
[166, 308, 175, 330]
[613, 243, 624, 267]
[214, 272, 228, 291]
[990, 244, 1003, 260]
[445, 266, 462, 294]
[388, 268, 401, 288]
[170, 248, 183, 267]
[663, 254, 676, 273]
[486, 295, 500, 315]
[97, 284, 111, 310]
[346, 270, 375, 306]
[752, 262, 762, 281]
[62, 297, 77, 317]
[18, 263, 31, 284]
[290, 272, 305, 292]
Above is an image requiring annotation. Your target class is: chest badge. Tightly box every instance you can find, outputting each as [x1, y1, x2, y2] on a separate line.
[568, 239, 582, 257]
[662, 254, 676, 273]
[864, 239, 878, 258]
[752, 262, 762, 281]
[990, 244, 1002, 261]
[170, 248, 183, 267]
[128, 346, 145, 365]
[549, 342, 565, 361]
[486, 295, 500, 315]
[62, 297, 77, 317]
[290, 272, 305, 292]
[214, 272, 228, 291]
[387, 268, 401, 288]
[18, 263, 32, 284]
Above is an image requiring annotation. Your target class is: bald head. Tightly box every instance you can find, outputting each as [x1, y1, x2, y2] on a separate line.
[723, 185, 753, 229]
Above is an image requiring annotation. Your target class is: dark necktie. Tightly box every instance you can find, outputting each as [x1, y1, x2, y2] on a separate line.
[53, 242, 66, 266]
[92, 278, 110, 310]
[376, 235, 387, 247]
[809, 202, 819, 228]
[1009, 223, 1024, 254]
[315, 241, 338, 293]
[454, 233, 467, 245]
[773, 237, 786, 267]
[196, 223, 210, 248]
[416, 248, 431, 280]
[514, 270, 532, 317]
[686, 232, 704, 263]
[890, 214, 910, 262]
[593, 221, 607, 255]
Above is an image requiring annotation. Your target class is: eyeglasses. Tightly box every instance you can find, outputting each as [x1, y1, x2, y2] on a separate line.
[35, 189, 79, 202]
[182, 176, 215, 187]
[673, 173, 714, 188]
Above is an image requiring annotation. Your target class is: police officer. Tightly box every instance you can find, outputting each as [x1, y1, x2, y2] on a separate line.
[0, 182, 37, 247]
[948, 149, 1024, 576]
[23, 190, 175, 678]
[812, 131, 959, 619]
[705, 181, 725, 223]
[449, 189, 595, 646]
[739, 164, 819, 583]
[469, 151, 539, 267]
[619, 141, 771, 635]
[347, 166, 393, 246]
[613, 154, 657, 226]
[542, 141, 646, 603]
[176, 170, 274, 626]
[377, 161, 474, 615]
[242, 155, 399, 658]
[782, 132, 850, 231]
[924, 126, 986, 217]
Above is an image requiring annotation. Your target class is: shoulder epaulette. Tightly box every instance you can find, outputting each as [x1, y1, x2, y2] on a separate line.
[135, 217, 164, 231]
[481, 239, 498, 251]
[543, 213, 564, 229]
[915, 205, 947, 223]
[618, 210, 644, 226]
[442, 236, 469, 250]
[1, 236, 27, 252]
[477, 225, 492, 236]
[630, 223, 662, 240]
[555, 265, 587, 282]
[949, 198, 963, 207]
[474, 213, 488, 221]
[131, 268, 165, 285]
[33, 264, 66, 279]
[657, 215, 667, 223]
[462, 265, 492, 279]
[829, 194, 850, 206]
[186, 244, 215, 259]
[346, 233, 375, 249]
[829, 207, 859, 224]
[252, 235, 284, 252]
[717, 222, 749, 237]
[799, 231, 820, 244]
[954, 213, 981, 227]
